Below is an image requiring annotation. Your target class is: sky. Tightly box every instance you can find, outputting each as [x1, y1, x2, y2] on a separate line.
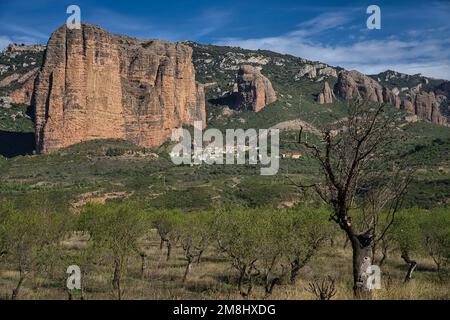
[1, 0, 449, 79]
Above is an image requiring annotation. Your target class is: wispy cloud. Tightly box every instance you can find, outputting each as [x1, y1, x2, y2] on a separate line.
[289, 10, 356, 37]
[0, 23, 49, 42]
[215, 8, 450, 80]
[188, 8, 233, 39]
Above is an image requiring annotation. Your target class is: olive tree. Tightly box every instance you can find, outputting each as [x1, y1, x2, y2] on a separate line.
[285, 207, 335, 284]
[78, 202, 148, 300]
[151, 209, 181, 261]
[176, 211, 213, 283]
[0, 201, 68, 300]
[421, 207, 450, 279]
[391, 208, 423, 282]
[214, 207, 333, 298]
[214, 208, 262, 298]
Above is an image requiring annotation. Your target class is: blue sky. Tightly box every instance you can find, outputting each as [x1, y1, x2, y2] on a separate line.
[1, 0, 449, 79]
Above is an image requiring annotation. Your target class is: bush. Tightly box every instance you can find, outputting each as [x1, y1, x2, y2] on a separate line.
[78, 202, 149, 299]
[421, 207, 450, 278]
[105, 147, 126, 157]
[213, 206, 334, 298]
[0, 200, 70, 300]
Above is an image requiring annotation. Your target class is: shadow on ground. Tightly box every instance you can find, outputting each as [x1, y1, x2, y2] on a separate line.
[0, 131, 35, 157]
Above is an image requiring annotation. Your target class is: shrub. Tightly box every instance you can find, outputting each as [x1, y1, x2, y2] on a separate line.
[78, 202, 149, 300]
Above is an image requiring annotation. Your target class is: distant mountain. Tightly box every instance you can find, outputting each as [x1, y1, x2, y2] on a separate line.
[0, 26, 449, 153]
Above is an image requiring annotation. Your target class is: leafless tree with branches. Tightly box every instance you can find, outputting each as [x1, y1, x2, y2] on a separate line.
[306, 276, 337, 300]
[289, 101, 412, 298]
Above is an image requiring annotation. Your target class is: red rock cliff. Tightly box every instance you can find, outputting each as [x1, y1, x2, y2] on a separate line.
[34, 24, 205, 153]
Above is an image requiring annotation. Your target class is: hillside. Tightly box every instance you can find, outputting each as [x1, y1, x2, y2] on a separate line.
[0, 37, 450, 210]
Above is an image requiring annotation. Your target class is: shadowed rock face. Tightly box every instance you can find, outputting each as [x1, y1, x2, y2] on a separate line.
[208, 65, 277, 112]
[34, 24, 205, 153]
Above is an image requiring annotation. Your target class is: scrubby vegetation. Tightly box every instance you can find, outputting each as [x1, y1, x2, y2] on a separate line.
[0, 41, 449, 301]
[0, 197, 448, 300]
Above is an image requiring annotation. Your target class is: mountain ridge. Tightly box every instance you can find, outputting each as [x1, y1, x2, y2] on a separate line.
[0, 24, 449, 151]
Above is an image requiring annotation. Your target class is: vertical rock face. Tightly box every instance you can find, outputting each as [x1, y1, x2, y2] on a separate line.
[335, 70, 385, 103]
[195, 82, 207, 128]
[382, 87, 401, 109]
[234, 65, 277, 112]
[335, 70, 447, 125]
[402, 91, 447, 126]
[34, 24, 205, 153]
[317, 81, 335, 104]
[10, 75, 36, 105]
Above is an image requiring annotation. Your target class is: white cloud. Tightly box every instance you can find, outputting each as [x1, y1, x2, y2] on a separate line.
[0, 24, 49, 41]
[214, 12, 450, 80]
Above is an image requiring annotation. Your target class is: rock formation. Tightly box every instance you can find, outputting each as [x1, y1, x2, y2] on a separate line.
[34, 24, 205, 153]
[335, 70, 385, 103]
[233, 65, 276, 112]
[317, 81, 335, 104]
[9, 74, 36, 105]
[295, 63, 337, 80]
[401, 91, 447, 126]
[335, 70, 447, 125]
[211, 65, 276, 112]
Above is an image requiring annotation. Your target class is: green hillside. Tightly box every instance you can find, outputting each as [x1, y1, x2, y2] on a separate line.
[0, 43, 449, 210]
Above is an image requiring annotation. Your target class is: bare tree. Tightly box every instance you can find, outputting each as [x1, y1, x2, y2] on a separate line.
[290, 101, 412, 298]
[306, 276, 337, 300]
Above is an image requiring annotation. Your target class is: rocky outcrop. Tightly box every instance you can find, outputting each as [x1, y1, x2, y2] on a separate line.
[335, 70, 447, 125]
[295, 63, 337, 80]
[317, 81, 335, 104]
[34, 24, 205, 153]
[382, 87, 401, 109]
[210, 65, 276, 112]
[196, 82, 206, 127]
[4, 44, 45, 56]
[335, 70, 385, 103]
[401, 91, 447, 126]
[0, 44, 44, 105]
[233, 65, 276, 112]
[9, 75, 36, 105]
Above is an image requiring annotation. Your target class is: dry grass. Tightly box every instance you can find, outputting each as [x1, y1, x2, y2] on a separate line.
[0, 232, 448, 300]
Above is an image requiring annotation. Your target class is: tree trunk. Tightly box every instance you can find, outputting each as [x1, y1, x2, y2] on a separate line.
[371, 242, 377, 262]
[117, 279, 122, 300]
[166, 242, 172, 261]
[239, 278, 253, 299]
[290, 250, 314, 284]
[401, 251, 417, 282]
[140, 253, 147, 280]
[112, 259, 122, 300]
[379, 241, 389, 266]
[264, 277, 279, 297]
[80, 270, 86, 300]
[11, 273, 25, 300]
[196, 250, 204, 264]
[182, 261, 192, 283]
[350, 233, 374, 299]
[290, 257, 301, 284]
